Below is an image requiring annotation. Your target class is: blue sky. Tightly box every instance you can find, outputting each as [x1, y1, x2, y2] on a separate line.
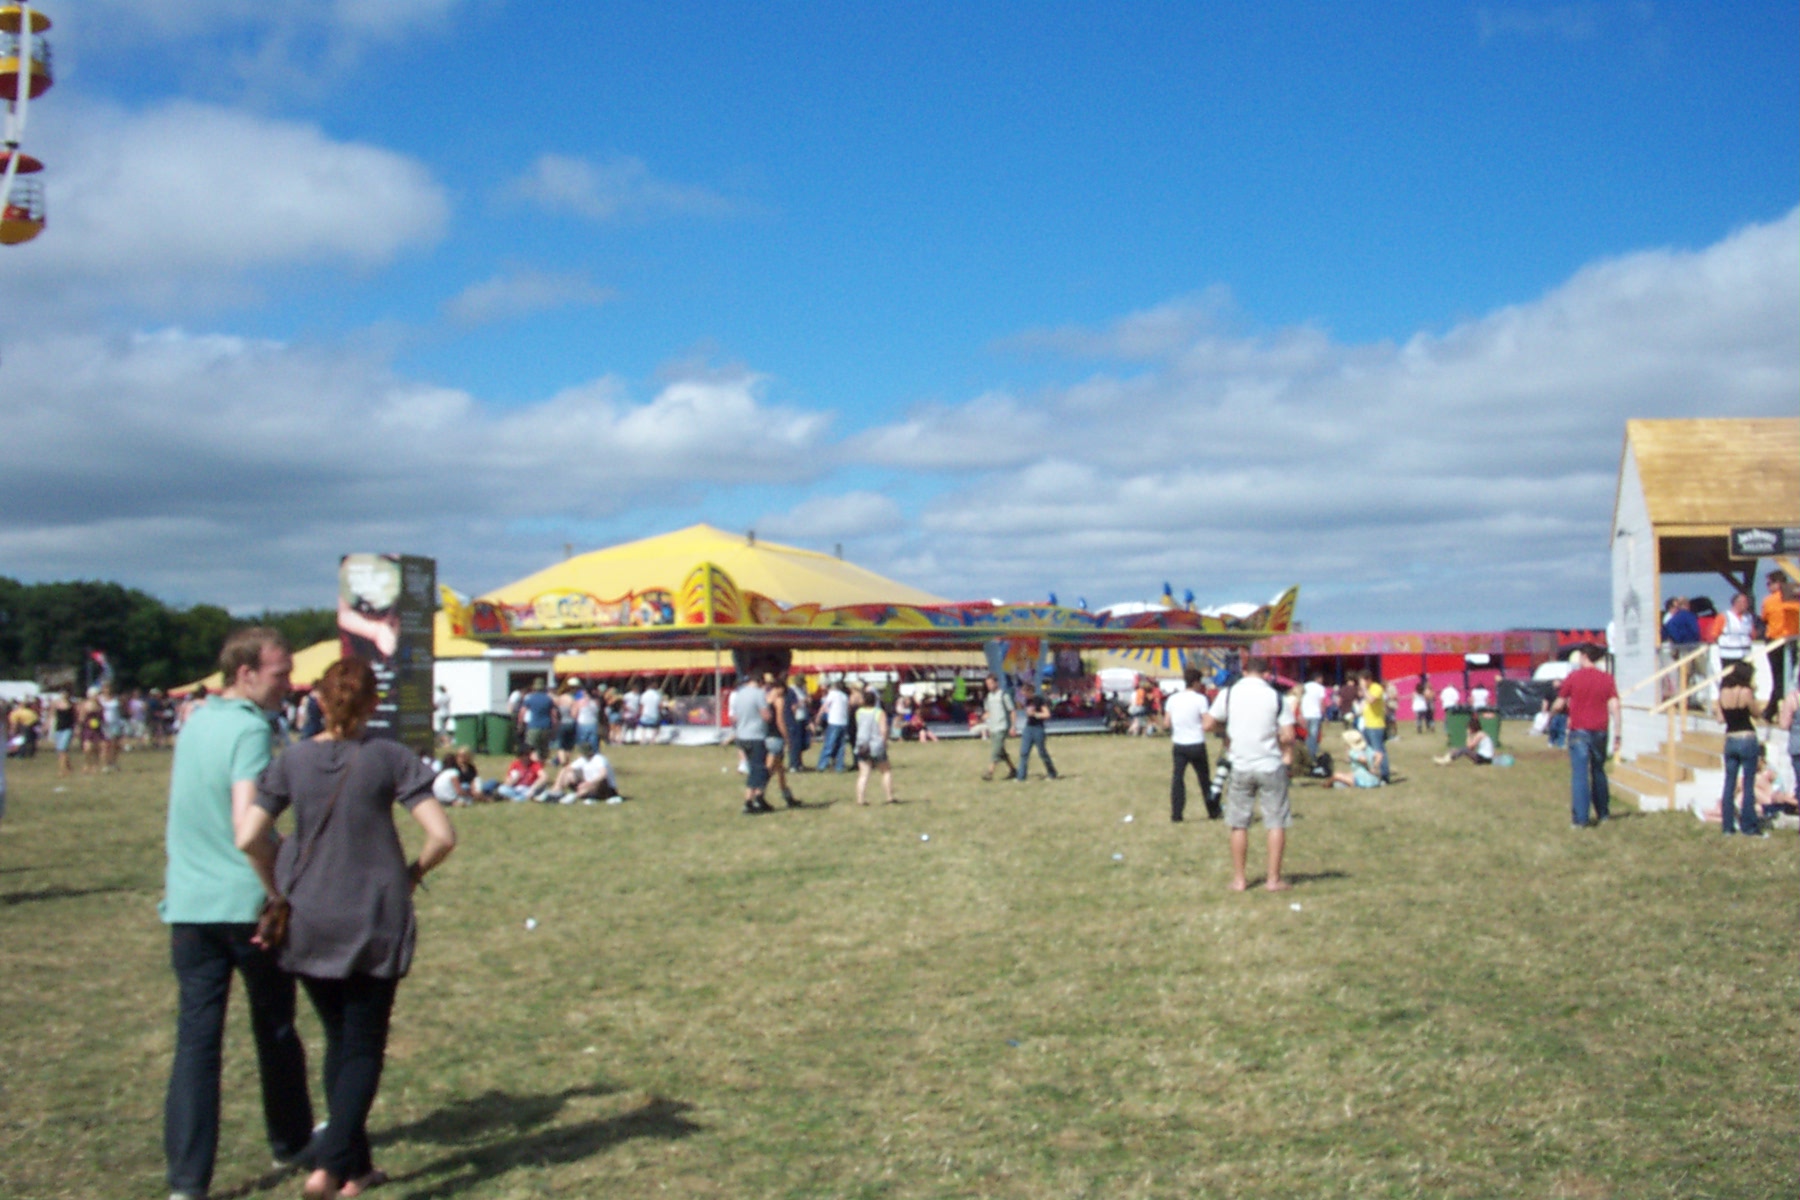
[3, 1, 1795, 629]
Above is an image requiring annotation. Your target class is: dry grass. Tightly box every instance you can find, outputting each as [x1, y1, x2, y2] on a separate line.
[1, 726, 1793, 1199]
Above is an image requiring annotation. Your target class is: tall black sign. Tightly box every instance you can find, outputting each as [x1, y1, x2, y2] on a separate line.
[339, 554, 437, 754]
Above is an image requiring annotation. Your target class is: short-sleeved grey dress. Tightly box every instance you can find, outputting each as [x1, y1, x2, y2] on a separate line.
[255, 737, 436, 980]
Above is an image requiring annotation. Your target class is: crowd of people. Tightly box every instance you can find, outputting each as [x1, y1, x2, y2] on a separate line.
[2, 684, 192, 775]
[8, 583, 1793, 1198]
[1659, 574, 1800, 832]
[498, 676, 676, 759]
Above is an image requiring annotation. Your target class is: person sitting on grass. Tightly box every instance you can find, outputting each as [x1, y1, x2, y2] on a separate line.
[544, 750, 619, 803]
[570, 748, 619, 802]
[903, 701, 940, 743]
[1434, 721, 1495, 767]
[1330, 729, 1384, 789]
[495, 748, 546, 802]
[431, 750, 478, 806]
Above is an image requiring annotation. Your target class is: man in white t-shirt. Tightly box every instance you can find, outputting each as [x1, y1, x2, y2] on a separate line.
[547, 751, 619, 802]
[621, 685, 643, 743]
[1438, 683, 1460, 714]
[572, 750, 618, 801]
[1204, 657, 1295, 893]
[1469, 684, 1491, 711]
[1299, 672, 1327, 758]
[638, 685, 663, 743]
[1161, 667, 1217, 822]
[817, 680, 852, 773]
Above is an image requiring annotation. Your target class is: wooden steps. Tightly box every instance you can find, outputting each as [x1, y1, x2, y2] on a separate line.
[1615, 732, 1725, 811]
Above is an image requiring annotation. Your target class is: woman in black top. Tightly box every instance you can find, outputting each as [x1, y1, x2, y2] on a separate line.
[236, 658, 456, 1199]
[1713, 661, 1761, 835]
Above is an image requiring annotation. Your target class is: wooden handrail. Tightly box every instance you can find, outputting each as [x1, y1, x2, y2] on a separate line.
[1621, 643, 1712, 701]
[1647, 637, 1791, 717]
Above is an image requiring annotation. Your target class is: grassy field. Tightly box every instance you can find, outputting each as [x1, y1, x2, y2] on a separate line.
[2, 726, 1794, 1199]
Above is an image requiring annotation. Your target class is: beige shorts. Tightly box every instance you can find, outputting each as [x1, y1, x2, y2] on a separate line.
[1224, 764, 1291, 829]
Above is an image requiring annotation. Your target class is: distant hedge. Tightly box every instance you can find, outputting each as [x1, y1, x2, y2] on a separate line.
[0, 577, 337, 691]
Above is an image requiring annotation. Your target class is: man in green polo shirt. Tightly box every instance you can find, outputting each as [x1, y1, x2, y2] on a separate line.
[161, 628, 314, 1200]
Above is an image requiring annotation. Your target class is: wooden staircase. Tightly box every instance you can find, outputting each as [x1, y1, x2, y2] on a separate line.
[1613, 731, 1724, 812]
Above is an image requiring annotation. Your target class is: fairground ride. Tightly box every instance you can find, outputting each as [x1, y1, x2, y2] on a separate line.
[0, 1, 51, 246]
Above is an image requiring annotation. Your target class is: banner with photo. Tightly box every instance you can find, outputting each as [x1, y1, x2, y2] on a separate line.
[339, 553, 437, 754]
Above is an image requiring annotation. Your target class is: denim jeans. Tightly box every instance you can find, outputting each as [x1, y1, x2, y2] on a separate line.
[1017, 724, 1057, 780]
[1170, 741, 1215, 820]
[1567, 729, 1611, 826]
[1720, 733, 1760, 834]
[817, 724, 848, 772]
[300, 973, 399, 1181]
[1304, 718, 1323, 759]
[787, 722, 810, 770]
[1364, 726, 1390, 782]
[165, 924, 314, 1196]
[1546, 711, 1568, 749]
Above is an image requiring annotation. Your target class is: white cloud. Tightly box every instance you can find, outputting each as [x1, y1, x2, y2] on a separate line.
[758, 492, 905, 542]
[0, 333, 832, 609]
[4, 207, 1792, 630]
[838, 209, 1800, 627]
[65, 0, 465, 80]
[16, 99, 447, 315]
[503, 154, 735, 223]
[443, 269, 616, 326]
[1476, 6, 1599, 42]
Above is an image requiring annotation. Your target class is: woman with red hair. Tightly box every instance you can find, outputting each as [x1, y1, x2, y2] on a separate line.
[235, 657, 457, 1200]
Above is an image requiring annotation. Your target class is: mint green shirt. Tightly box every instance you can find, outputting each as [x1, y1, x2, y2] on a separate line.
[159, 697, 273, 924]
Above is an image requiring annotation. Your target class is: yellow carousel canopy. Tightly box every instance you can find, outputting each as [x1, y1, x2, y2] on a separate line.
[445, 524, 1298, 653]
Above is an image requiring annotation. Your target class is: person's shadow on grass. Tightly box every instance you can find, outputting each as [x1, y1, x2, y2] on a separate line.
[0, 882, 138, 906]
[214, 1085, 697, 1200]
[369, 1084, 703, 1199]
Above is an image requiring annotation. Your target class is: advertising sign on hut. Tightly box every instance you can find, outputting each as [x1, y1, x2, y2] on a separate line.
[1729, 527, 1800, 559]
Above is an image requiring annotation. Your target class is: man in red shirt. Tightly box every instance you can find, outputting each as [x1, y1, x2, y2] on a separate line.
[1551, 645, 1621, 828]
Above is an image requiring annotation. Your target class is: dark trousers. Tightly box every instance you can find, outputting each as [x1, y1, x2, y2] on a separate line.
[300, 974, 399, 1181]
[1170, 741, 1216, 820]
[165, 924, 314, 1196]
[738, 739, 770, 792]
[1766, 641, 1791, 716]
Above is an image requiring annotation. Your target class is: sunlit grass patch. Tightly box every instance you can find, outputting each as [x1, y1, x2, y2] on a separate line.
[1, 726, 1792, 1198]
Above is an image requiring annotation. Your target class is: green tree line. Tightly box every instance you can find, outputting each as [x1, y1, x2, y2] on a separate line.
[0, 577, 338, 691]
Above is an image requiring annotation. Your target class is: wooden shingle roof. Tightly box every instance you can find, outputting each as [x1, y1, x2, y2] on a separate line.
[1623, 417, 1799, 530]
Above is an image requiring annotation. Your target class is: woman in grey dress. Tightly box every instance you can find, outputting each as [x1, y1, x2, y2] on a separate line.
[236, 657, 456, 1200]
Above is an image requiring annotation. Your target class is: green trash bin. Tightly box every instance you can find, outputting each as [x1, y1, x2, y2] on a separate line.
[452, 714, 480, 751]
[1445, 708, 1501, 749]
[484, 712, 515, 757]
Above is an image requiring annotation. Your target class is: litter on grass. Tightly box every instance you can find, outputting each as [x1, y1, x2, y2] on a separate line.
[524, 918, 538, 931]
[920, 834, 930, 842]
[1289, 903, 1302, 912]
[1122, 814, 1134, 823]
